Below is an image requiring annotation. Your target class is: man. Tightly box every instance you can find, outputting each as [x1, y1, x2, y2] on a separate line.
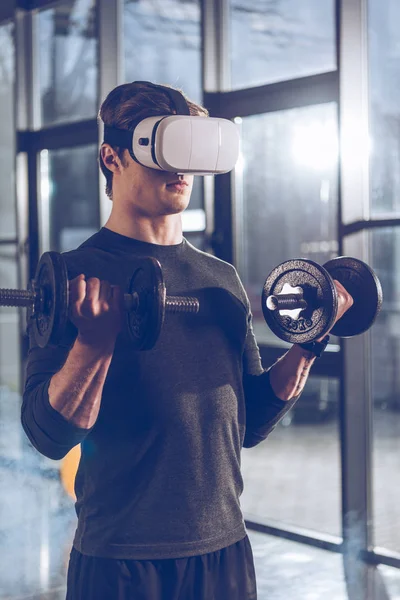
[21, 81, 352, 600]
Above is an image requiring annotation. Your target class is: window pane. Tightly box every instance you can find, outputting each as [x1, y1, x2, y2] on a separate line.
[235, 104, 339, 346]
[39, 145, 100, 253]
[230, 0, 336, 90]
[371, 228, 400, 553]
[369, 0, 400, 216]
[0, 245, 21, 464]
[242, 377, 341, 536]
[0, 23, 16, 238]
[38, 1, 98, 126]
[123, 0, 202, 104]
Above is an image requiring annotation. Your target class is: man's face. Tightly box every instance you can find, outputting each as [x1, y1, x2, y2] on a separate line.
[114, 149, 194, 217]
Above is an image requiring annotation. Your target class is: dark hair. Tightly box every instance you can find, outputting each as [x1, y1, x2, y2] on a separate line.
[98, 82, 209, 200]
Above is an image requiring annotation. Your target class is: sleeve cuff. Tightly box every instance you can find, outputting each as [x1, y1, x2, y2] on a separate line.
[32, 380, 93, 453]
[264, 369, 300, 410]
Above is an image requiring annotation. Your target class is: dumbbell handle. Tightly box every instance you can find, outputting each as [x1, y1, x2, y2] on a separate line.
[0, 287, 200, 315]
[266, 292, 308, 312]
[0, 288, 36, 308]
[124, 293, 200, 314]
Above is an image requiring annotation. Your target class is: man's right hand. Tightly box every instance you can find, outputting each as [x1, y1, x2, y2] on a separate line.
[68, 274, 124, 347]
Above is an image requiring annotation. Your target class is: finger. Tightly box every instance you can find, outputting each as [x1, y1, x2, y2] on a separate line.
[84, 277, 101, 304]
[69, 275, 86, 308]
[332, 279, 348, 295]
[332, 280, 354, 321]
[98, 281, 115, 314]
[109, 285, 123, 305]
[98, 280, 112, 303]
[108, 285, 124, 320]
[77, 277, 101, 319]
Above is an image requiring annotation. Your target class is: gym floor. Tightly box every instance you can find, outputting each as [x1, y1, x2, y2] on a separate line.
[0, 390, 399, 599]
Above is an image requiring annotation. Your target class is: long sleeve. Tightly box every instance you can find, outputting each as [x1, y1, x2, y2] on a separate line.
[242, 312, 299, 449]
[21, 323, 92, 460]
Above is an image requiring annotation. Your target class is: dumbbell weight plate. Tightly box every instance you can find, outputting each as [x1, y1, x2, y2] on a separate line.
[28, 252, 69, 348]
[262, 259, 338, 344]
[323, 256, 383, 337]
[125, 257, 166, 351]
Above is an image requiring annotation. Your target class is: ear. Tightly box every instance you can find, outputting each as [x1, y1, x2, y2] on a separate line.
[100, 144, 122, 173]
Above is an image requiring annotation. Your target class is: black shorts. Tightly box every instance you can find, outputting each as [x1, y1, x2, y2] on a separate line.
[66, 535, 257, 600]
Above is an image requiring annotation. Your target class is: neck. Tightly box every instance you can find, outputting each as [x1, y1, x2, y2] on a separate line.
[104, 210, 184, 246]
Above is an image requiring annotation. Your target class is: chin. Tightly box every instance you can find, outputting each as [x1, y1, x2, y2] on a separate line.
[164, 196, 190, 214]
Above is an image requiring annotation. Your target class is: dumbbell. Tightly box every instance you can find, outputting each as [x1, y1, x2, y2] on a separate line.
[262, 256, 383, 344]
[0, 251, 200, 351]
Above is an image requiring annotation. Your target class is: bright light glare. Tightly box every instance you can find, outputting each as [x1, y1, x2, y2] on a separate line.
[40, 149, 51, 201]
[341, 121, 373, 168]
[235, 150, 245, 176]
[292, 121, 339, 171]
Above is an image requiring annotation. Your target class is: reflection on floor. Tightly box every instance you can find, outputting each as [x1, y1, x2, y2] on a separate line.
[1, 388, 400, 599]
[1, 467, 399, 600]
[0, 472, 350, 600]
[249, 530, 347, 600]
[379, 566, 400, 600]
[241, 407, 400, 553]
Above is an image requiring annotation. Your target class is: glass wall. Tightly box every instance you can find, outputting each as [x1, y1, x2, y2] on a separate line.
[371, 228, 400, 553]
[38, 0, 98, 126]
[369, 0, 400, 216]
[241, 377, 341, 536]
[235, 104, 341, 535]
[123, 0, 205, 240]
[39, 145, 100, 253]
[235, 103, 339, 345]
[369, 0, 400, 556]
[0, 0, 399, 597]
[123, 0, 202, 103]
[229, 0, 336, 90]
[0, 22, 16, 238]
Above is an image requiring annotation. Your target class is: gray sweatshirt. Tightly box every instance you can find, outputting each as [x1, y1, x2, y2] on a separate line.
[21, 227, 296, 560]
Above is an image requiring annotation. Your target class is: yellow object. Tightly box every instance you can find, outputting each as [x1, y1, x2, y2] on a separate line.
[60, 444, 81, 501]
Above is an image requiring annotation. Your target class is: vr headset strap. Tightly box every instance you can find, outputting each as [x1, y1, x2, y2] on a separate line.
[103, 81, 190, 149]
[103, 125, 132, 149]
[102, 81, 191, 168]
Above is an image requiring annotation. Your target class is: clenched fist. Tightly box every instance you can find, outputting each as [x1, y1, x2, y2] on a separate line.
[68, 275, 124, 347]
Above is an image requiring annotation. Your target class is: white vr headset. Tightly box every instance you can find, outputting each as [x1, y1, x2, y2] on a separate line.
[103, 81, 239, 175]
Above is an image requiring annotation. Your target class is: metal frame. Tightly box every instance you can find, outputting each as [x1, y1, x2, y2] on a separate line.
[338, 2, 375, 582]
[97, 0, 122, 225]
[343, 217, 400, 236]
[21, 0, 63, 9]
[15, 1, 101, 277]
[204, 71, 339, 119]
[17, 119, 98, 152]
[245, 517, 343, 554]
[364, 549, 400, 570]
[202, 0, 230, 92]
[201, 0, 229, 248]
[15, 7, 40, 279]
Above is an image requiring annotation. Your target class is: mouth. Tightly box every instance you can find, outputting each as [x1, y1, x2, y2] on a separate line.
[166, 179, 188, 187]
[166, 180, 189, 192]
